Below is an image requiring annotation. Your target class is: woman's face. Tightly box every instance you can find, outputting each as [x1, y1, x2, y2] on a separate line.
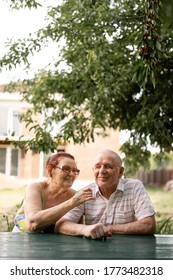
[52, 157, 79, 189]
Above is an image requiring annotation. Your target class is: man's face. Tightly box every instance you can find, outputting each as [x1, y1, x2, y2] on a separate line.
[93, 153, 124, 190]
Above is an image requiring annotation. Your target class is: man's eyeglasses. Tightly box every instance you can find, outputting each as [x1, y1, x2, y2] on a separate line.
[56, 165, 80, 176]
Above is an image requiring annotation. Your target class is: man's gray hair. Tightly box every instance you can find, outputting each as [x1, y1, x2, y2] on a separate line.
[95, 150, 123, 167]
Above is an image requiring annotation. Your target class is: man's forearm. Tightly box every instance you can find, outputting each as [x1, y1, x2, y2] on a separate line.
[106, 216, 156, 235]
[55, 219, 110, 239]
[55, 219, 85, 236]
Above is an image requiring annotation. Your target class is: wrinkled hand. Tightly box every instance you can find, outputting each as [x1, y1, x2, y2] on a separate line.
[82, 223, 111, 239]
[72, 187, 95, 207]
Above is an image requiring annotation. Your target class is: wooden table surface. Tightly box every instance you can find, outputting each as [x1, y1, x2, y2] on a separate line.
[0, 233, 173, 260]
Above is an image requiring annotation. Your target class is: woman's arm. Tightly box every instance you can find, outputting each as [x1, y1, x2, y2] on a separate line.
[24, 184, 94, 232]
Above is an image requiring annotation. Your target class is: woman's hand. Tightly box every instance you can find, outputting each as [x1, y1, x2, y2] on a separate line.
[71, 187, 95, 206]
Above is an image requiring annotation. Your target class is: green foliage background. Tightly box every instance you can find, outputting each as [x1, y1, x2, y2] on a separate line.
[0, 0, 173, 175]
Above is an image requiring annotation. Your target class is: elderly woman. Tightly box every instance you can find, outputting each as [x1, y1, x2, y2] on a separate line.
[12, 152, 94, 233]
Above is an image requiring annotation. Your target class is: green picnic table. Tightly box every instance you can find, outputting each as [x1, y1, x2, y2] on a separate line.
[0, 232, 173, 260]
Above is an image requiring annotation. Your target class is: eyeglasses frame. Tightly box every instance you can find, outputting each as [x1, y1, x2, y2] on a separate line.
[56, 165, 80, 176]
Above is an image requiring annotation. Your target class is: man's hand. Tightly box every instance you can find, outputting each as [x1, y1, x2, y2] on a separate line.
[82, 223, 111, 239]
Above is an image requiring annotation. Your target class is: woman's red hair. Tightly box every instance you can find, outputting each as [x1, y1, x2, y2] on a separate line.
[46, 152, 75, 177]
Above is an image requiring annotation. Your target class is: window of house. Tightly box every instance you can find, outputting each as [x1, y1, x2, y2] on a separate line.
[0, 148, 6, 173]
[0, 147, 19, 176]
[12, 110, 20, 135]
[0, 107, 20, 136]
[0, 108, 8, 135]
[11, 149, 19, 176]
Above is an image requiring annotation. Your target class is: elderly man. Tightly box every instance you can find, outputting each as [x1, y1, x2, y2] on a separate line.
[55, 150, 156, 239]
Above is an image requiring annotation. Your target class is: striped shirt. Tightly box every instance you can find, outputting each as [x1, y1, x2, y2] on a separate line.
[64, 178, 155, 225]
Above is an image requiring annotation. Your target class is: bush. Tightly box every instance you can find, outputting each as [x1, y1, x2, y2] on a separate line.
[156, 216, 173, 234]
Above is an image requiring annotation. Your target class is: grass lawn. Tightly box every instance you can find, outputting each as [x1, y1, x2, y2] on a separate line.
[0, 187, 25, 231]
[0, 185, 173, 233]
[147, 186, 173, 233]
[147, 186, 173, 218]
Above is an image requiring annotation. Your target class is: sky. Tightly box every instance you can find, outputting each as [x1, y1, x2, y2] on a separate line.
[0, 0, 61, 84]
